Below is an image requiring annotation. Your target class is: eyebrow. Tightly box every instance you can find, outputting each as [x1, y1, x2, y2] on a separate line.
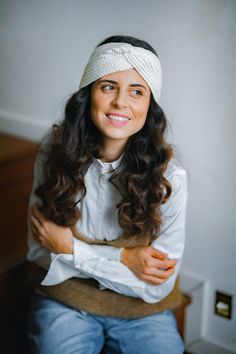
[96, 79, 148, 91]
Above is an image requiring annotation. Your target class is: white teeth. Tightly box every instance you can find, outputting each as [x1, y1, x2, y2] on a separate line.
[107, 115, 129, 121]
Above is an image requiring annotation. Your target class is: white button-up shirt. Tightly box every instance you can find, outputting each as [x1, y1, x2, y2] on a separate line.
[27, 151, 188, 304]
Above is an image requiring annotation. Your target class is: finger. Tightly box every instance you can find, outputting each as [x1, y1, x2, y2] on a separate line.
[160, 259, 177, 270]
[149, 247, 168, 260]
[31, 215, 44, 235]
[144, 257, 176, 270]
[143, 267, 175, 279]
[31, 214, 41, 228]
[141, 274, 167, 285]
[30, 221, 44, 242]
[150, 258, 176, 270]
[31, 227, 41, 243]
[30, 223, 38, 235]
[31, 205, 46, 224]
[30, 203, 39, 217]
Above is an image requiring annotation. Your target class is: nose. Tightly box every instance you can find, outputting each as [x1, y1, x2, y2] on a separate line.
[112, 89, 128, 108]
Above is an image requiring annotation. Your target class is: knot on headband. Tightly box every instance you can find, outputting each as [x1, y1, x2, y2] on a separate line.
[79, 42, 162, 103]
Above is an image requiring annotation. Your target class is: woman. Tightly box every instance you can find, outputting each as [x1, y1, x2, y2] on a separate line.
[28, 35, 187, 354]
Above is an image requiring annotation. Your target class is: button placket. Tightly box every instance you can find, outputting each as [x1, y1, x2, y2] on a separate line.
[93, 163, 111, 238]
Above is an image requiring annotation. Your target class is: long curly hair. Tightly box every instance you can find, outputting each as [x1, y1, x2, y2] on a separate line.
[35, 35, 174, 242]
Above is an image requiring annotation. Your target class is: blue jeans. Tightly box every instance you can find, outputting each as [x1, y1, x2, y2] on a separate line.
[28, 293, 185, 354]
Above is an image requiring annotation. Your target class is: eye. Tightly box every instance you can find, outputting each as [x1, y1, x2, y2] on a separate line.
[131, 89, 143, 96]
[102, 85, 115, 92]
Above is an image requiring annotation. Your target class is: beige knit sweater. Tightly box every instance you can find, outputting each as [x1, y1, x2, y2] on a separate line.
[29, 229, 183, 318]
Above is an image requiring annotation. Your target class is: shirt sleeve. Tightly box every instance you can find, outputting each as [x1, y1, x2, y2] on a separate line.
[41, 169, 188, 304]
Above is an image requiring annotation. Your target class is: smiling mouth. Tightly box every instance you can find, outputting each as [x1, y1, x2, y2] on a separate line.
[106, 114, 130, 122]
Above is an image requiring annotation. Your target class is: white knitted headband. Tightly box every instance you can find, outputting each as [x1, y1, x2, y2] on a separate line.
[79, 42, 162, 103]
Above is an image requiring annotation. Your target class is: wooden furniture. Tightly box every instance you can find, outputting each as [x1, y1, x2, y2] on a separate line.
[174, 293, 191, 339]
[0, 133, 39, 354]
[0, 133, 191, 353]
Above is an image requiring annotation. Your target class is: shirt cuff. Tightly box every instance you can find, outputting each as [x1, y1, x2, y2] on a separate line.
[73, 237, 121, 267]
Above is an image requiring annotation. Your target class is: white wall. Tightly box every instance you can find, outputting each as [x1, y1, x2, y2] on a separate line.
[1, 0, 235, 350]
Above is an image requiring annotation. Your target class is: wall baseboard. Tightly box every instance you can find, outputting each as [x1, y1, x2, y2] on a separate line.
[187, 339, 236, 354]
[0, 109, 52, 142]
[180, 270, 209, 344]
[180, 270, 236, 353]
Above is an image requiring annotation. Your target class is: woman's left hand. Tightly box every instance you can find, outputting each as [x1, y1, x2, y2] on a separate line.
[30, 204, 73, 254]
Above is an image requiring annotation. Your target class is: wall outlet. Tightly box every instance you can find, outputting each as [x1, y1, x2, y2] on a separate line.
[215, 290, 233, 320]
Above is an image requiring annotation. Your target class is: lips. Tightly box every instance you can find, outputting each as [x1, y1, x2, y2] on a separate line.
[106, 113, 130, 126]
[106, 113, 130, 121]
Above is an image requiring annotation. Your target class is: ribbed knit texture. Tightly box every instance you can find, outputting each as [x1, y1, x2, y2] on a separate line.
[79, 42, 162, 102]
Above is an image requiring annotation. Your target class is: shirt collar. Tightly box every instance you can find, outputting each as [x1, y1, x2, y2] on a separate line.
[94, 154, 123, 171]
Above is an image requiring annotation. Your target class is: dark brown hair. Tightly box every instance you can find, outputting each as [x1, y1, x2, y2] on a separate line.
[35, 35, 174, 242]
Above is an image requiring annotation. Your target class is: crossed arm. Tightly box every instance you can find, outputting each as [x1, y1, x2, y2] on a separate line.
[30, 204, 176, 286]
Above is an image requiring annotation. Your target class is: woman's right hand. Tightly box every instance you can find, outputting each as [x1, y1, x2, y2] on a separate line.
[120, 246, 176, 285]
[30, 204, 73, 254]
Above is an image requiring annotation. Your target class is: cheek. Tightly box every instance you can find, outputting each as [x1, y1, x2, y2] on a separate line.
[90, 102, 107, 132]
[134, 102, 149, 124]
[90, 102, 101, 123]
[90, 94, 107, 120]
[90, 104, 97, 122]
[134, 116, 147, 133]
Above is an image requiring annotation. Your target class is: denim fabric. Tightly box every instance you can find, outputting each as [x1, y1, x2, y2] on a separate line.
[28, 293, 185, 354]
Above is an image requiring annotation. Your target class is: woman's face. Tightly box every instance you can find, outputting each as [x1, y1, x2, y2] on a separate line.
[90, 68, 151, 148]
